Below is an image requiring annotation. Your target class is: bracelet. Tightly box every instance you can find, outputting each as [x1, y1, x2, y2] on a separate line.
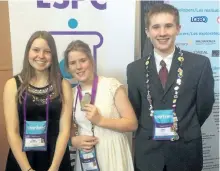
[27, 168, 32, 171]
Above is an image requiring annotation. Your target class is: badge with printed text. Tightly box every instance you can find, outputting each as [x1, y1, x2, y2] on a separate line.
[79, 148, 100, 171]
[153, 109, 176, 140]
[23, 121, 48, 151]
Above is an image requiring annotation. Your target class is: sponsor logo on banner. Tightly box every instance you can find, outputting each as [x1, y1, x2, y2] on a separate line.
[37, 0, 106, 10]
[191, 16, 208, 23]
[217, 16, 220, 24]
[193, 50, 208, 55]
[176, 40, 192, 46]
[195, 40, 216, 45]
[212, 50, 220, 57]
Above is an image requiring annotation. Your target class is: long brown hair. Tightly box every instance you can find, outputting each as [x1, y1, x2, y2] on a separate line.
[18, 31, 62, 103]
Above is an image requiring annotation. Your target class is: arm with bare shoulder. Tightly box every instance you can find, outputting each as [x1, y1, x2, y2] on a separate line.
[3, 78, 34, 171]
[48, 79, 72, 171]
[98, 85, 138, 132]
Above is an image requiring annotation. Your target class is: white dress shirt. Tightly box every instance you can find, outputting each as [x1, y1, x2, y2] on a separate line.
[154, 49, 175, 73]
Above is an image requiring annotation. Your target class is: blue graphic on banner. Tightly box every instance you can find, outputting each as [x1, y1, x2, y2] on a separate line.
[68, 18, 78, 29]
[53, 18, 104, 87]
[59, 59, 72, 79]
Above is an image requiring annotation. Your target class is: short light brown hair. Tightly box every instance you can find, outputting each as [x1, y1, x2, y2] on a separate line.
[145, 3, 180, 29]
[64, 40, 93, 70]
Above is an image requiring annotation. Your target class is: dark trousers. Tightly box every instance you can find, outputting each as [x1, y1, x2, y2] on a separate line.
[135, 166, 167, 171]
[135, 138, 203, 171]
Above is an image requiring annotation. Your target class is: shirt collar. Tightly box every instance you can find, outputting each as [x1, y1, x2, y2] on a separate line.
[154, 48, 175, 66]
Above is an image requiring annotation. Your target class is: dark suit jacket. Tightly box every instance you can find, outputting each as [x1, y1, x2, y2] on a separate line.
[127, 48, 215, 170]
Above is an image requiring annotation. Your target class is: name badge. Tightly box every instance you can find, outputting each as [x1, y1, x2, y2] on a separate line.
[79, 148, 100, 171]
[23, 121, 47, 151]
[153, 109, 175, 140]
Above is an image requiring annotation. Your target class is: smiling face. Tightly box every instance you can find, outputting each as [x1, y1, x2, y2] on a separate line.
[146, 12, 181, 56]
[67, 50, 94, 83]
[28, 38, 52, 72]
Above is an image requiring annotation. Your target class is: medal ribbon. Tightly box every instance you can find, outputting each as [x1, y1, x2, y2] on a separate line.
[73, 75, 98, 136]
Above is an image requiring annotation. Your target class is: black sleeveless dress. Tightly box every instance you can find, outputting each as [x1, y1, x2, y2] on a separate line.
[5, 76, 71, 171]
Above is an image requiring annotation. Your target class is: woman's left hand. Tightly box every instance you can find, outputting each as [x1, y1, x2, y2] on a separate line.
[84, 104, 103, 126]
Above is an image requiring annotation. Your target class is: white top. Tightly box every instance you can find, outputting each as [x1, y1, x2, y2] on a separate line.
[154, 48, 175, 73]
[73, 76, 134, 171]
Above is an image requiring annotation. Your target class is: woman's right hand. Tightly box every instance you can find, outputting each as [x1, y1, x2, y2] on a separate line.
[71, 135, 98, 152]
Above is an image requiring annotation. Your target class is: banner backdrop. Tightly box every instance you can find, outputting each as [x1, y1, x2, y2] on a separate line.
[168, 1, 219, 170]
[8, 0, 136, 167]
[8, 0, 135, 85]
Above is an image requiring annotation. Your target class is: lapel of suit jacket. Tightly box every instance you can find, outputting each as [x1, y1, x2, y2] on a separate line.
[162, 47, 180, 98]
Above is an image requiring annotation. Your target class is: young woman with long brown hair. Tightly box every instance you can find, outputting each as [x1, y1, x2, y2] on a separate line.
[3, 31, 72, 171]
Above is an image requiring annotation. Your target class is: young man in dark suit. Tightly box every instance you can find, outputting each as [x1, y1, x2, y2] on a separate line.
[127, 3, 215, 171]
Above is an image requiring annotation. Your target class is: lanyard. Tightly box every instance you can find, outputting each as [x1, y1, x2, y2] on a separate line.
[77, 76, 98, 104]
[73, 75, 98, 136]
[23, 91, 50, 135]
[145, 48, 184, 141]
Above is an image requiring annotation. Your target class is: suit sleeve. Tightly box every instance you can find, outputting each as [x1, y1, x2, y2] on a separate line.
[196, 57, 215, 126]
[127, 63, 141, 120]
